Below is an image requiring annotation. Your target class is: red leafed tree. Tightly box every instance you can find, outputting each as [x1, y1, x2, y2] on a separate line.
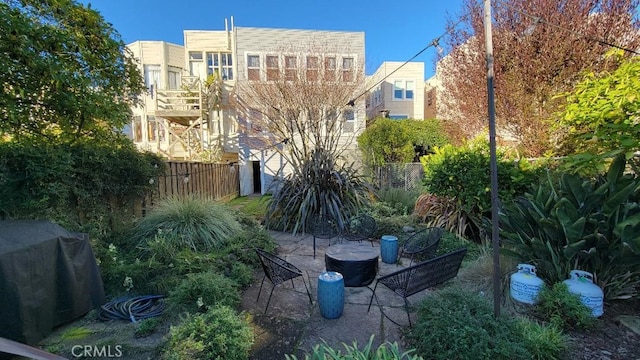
[437, 0, 640, 156]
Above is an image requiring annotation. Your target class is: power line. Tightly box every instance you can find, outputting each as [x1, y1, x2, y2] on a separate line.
[494, 0, 640, 55]
[347, 12, 471, 106]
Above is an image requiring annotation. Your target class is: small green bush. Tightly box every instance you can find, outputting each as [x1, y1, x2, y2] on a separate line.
[286, 335, 423, 360]
[163, 305, 253, 360]
[376, 187, 420, 215]
[407, 286, 531, 360]
[517, 319, 566, 360]
[134, 317, 162, 338]
[167, 271, 241, 313]
[534, 282, 596, 331]
[132, 196, 243, 253]
[420, 137, 543, 242]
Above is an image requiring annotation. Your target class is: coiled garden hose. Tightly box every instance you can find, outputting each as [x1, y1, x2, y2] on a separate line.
[98, 295, 165, 323]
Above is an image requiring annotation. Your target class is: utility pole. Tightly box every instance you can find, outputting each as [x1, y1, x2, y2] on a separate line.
[484, 0, 501, 318]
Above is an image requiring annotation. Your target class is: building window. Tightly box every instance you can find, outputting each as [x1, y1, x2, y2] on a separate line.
[189, 52, 203, 77]
[132, 116, 142, 142]
[221, 53, 233, 80]
[247, 55, 260, 81]
[266, 55, 279, 81]
[342, 109, 355, 133]
[206, 52, 219, 77]
[324, 56, 336, 81]
[206, 52, 233, 80]
[342, 57, 354, 82]
[285, 56, 297, 81]
[168, 67, 181, 89]
[144, 65, 161, 89]
[393, 80, 415, 100]
[393, 80, 404, 99]
[147, 115, 158, 142]
[306, 56, 319, 81]
[405, 81, 414, 99]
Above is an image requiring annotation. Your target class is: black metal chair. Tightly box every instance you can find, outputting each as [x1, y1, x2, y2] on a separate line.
[342, 213, 377, 246]
[399, 227, 444, 266]
[368, 248, 467, 326]
[308, 214, 340, 258]
[255, 249, 312, 313]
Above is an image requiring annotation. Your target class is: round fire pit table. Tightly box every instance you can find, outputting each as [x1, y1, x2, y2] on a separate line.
[324, 243, 379, 287]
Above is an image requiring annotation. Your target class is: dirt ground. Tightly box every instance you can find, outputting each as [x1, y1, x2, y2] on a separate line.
[564, 298, 640, 360]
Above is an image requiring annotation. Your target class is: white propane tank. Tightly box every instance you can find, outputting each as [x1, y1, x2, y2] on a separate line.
[510, 264, 544, 304]
[563, 270, 604, 317]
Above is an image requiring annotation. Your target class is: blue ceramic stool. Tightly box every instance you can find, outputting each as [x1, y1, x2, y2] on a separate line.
[317, 271, 344, 319]
[380, 235, 398, 264]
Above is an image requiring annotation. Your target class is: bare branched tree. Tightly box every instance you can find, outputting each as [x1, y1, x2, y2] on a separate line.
[233, 43, 366, 174]
[438, 0, 640, 156]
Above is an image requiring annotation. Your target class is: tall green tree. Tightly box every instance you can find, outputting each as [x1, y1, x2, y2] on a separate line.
[556, 51, 640, 174]
[0, 0, 145, 144]
[357, 118, 448, 166]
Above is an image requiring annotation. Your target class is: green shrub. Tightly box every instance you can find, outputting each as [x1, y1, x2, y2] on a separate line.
[407, 287, 531, 360]
[517, 319, 567, 360]
[500, 155, 640, 300]
[265, 148, 372, 234]
[534, 283, 596, 331]
[286, 335, 423, 360]
[376, 187, 420, 215]
[132, 196, 242, 253]
[167, 271, 241, 313]
[420, 137, 543, 242]
[134, 317, 162, 338]
[0, 141, 164, 237]
[163, 305, 253, 360]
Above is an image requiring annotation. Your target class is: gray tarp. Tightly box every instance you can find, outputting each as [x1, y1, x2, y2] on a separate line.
[0, 220, 105, 345]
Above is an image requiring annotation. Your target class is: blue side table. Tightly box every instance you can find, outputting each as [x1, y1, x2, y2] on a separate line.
[380, 235, 398, 264]
[317, 271, 344, 319]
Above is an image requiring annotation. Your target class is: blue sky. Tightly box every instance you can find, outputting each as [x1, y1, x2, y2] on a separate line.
[80, 0, 464, 78]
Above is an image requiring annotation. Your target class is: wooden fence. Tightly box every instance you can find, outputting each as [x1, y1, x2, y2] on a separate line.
[141, 161, 240, 215]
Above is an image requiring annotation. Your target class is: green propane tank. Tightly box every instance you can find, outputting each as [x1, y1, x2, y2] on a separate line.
[563, 270, 604, 317]
[510, 264, 544, 304]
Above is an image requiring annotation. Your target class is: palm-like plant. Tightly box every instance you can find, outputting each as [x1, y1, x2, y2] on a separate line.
[265, 148, 373, 234]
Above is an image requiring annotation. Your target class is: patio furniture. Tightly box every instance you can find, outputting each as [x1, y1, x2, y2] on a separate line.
[317, 271, 345, 319]
[324, 243, 379, 287]
[255, 249, 312, 314]
[367, 248, 467, 326]
[380, 235, 399, 264]
[399, 227, 444, 266]
[342, 213, 377, 246]
[308, 215, 340, 258]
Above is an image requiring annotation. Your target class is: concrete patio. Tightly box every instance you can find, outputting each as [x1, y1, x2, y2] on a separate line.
[242, 230, 431, 359]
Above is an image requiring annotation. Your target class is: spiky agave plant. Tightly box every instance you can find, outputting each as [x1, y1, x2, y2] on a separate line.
[266, 148, 373, 234]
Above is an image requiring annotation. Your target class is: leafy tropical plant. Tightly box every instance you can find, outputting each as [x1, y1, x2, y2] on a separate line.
[131, 196, 243, 253]
[500, 155, 640, 300]
[265, 148, 372, 234]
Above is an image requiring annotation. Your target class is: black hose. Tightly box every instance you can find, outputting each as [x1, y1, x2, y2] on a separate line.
[98, 295, 165, 322]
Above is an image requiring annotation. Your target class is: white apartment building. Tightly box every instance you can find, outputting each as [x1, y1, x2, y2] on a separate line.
[126, 20, 366, 195]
